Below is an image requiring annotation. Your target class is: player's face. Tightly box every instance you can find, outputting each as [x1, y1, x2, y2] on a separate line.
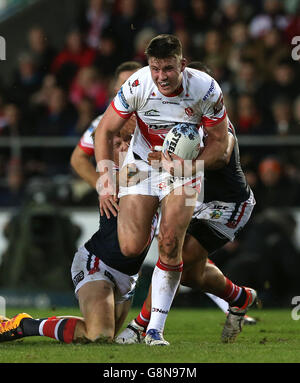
[114, 70, 137, 94]
[148, 56, 186, 96]
[113, 135, 130, 167]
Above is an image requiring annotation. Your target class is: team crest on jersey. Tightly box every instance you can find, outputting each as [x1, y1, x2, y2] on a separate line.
[132, 79, 140, 87]
[185, 107, 194, 117]
[210, 210, 223, 219]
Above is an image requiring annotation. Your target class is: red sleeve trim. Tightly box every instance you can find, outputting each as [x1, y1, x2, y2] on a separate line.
[201, 110, 227, 128]
[78, 142, 94, 156]
[111, 100, 133, 120]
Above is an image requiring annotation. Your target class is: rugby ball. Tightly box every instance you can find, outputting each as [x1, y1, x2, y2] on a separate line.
[162, 123, 201, 160]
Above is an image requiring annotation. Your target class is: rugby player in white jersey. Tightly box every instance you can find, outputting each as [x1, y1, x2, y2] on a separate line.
[95, 34, 230, 345]
[116, 61, 257, 345]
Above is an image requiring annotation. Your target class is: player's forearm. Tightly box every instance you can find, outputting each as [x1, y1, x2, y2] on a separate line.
[94, 127, 116, 198]
[73, 160, 99, 189]
[71, 146, 99, 188]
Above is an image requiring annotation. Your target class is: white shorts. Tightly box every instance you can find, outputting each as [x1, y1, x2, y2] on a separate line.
[192, 190, 256, 241]
[118, 145, 203, 202]
[71, 246, 139, 304]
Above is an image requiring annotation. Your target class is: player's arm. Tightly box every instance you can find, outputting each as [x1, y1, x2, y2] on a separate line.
[70, 145, 99, 189]
[214, 130, 235, 168]
[193, 76, 230, 171]
[94, 104, 127, 218]
[201, 123, 234, 170]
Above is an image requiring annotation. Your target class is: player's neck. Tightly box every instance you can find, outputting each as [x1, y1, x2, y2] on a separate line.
[163, 83, 184, 98]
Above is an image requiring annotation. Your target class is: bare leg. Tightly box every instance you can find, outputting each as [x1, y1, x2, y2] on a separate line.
[118, 194, 159, 257]
[76, 280, 115, 342]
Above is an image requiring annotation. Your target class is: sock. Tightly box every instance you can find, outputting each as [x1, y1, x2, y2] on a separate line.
[22, 317, 79, 343]
[219, 278, 247, 307]
[205, 292, 229, 314]
[135, 301, 151, 330]
[147, 258, 183, 333]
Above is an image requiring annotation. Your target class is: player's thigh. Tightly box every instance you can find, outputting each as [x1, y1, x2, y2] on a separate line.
[160, 186, 197, 239]
[114, 299, 132, 336]
[78, 280, 115, 340]
[118, 194, 159, 253]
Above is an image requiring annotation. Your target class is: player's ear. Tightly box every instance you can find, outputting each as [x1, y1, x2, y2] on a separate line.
[180, 58, 187, 72]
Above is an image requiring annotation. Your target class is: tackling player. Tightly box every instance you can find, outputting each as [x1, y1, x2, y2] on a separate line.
[0, 128, 159, 344]
[0, 62, 145, 345]
[95, 34, 229, 345]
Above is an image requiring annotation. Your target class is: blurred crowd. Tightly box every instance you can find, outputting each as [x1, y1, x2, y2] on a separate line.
[0, 0, 299, 305]
[0, 0, 299, 208]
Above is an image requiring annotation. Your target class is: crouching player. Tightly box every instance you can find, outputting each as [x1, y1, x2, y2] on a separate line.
[0, 130, 159, 344]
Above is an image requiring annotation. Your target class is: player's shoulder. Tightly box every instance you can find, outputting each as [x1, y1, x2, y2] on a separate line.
[123, 66, 153, 93]
[185, 67, 219, 101]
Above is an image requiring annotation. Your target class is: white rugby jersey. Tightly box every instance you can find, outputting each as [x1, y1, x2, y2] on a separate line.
[111, 66, 227, 162]
[78, 114, 119, 171]
[78, 115, 103, 156]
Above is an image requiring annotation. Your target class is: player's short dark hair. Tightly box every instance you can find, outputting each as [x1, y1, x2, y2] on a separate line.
[145, 34, 182, 60]
[187, 61, 213, 76]
[115, 61, 142, 79]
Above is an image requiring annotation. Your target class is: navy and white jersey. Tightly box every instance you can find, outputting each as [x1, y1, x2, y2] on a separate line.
[203, 121, 250, 203]
[84, 212, 158, 276]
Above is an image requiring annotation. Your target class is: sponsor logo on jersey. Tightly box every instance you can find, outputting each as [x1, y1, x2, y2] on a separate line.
[213, 204, 229, 210]
[147, 91, 162, 100]
[118, 87, 129, 109]
[162, 100, 180, 105]
[144, 109, 160, 116]
[148, 123, 175, 134]
[104, 270, 116, 284]
[72, 271, 84, 287]
[203, 79, 215, 101]
[185, 107, 194, 117]
[132, 79, 140, 87]
[152, 307, 169, 314]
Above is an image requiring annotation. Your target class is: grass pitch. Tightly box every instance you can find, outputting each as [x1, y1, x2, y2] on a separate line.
[0, 307, 299, 364]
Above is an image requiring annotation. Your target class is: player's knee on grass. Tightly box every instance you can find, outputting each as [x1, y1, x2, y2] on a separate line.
[73, 320, 114, 344]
